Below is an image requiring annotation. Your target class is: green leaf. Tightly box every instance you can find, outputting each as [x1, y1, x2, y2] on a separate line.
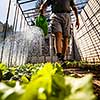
[0, 63, 8, 72]
[0, 82, 24, 100]
[37, 63, 57, 76]
[20, 74, 52, 100]
[21, 75, 29, 84]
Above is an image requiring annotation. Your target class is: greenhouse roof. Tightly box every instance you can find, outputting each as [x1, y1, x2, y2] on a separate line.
[17, 0, 88, 26]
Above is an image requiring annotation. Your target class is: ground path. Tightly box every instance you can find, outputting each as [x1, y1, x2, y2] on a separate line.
[63, 65, 100, 100]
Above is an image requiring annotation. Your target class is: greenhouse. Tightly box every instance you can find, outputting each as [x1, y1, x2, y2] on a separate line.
[0, 0, 100, 100]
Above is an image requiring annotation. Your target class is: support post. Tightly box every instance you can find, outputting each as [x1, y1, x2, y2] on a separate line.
[0, 0, 11, 62]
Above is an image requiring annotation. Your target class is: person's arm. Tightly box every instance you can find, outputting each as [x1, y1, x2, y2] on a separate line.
[39, 0, 48, 15]
[72, 6, 80, 29]
[70, 0, 80, 29]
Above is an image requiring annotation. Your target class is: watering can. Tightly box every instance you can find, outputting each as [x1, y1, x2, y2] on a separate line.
[35, 14, 48, 36]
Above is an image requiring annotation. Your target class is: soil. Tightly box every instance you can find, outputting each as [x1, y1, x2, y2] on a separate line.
[63, 64, 100, 100]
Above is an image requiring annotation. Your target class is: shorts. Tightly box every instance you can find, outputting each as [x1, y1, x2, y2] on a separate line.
[50, 13, 71, 37]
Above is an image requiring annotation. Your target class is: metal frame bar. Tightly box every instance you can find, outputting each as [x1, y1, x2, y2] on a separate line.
[76, 1, 88, 6]
[9, 6, 19, 66]
[17, 0, 29, 25]
[24, 11, 35, 14]
[8, 5, 18, 66]
[0, 0, 11, 62]
[14, 6, 19, 32]
[19, 0, 36, 5]
[23, 8, 37, 12]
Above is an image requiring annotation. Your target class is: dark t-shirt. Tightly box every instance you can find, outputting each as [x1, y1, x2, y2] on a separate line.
[45, 0, 75, 13]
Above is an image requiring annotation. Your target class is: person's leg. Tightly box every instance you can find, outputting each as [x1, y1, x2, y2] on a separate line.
[62, 13, 71, 60]
[55, 32, 66, 61]
[62, 36, 69, 59]
[55, 32, 63, 61]
[55, 32, 62, 54]
[50, 13, 66, 61]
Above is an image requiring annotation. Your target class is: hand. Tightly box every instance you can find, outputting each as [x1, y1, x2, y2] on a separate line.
[75, 19, 80, 29]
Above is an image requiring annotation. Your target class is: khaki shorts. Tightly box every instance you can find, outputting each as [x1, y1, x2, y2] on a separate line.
[50, 13, 71, 37]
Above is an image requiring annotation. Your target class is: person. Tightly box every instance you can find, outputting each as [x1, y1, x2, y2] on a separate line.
[39, 0, 79, 62]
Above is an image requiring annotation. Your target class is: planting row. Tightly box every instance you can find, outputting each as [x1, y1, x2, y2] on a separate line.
[0, 62, 96, 100]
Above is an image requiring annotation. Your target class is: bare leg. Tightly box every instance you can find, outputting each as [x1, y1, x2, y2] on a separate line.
[55, 32, 62, 54]
[62, 36, 68, 59]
